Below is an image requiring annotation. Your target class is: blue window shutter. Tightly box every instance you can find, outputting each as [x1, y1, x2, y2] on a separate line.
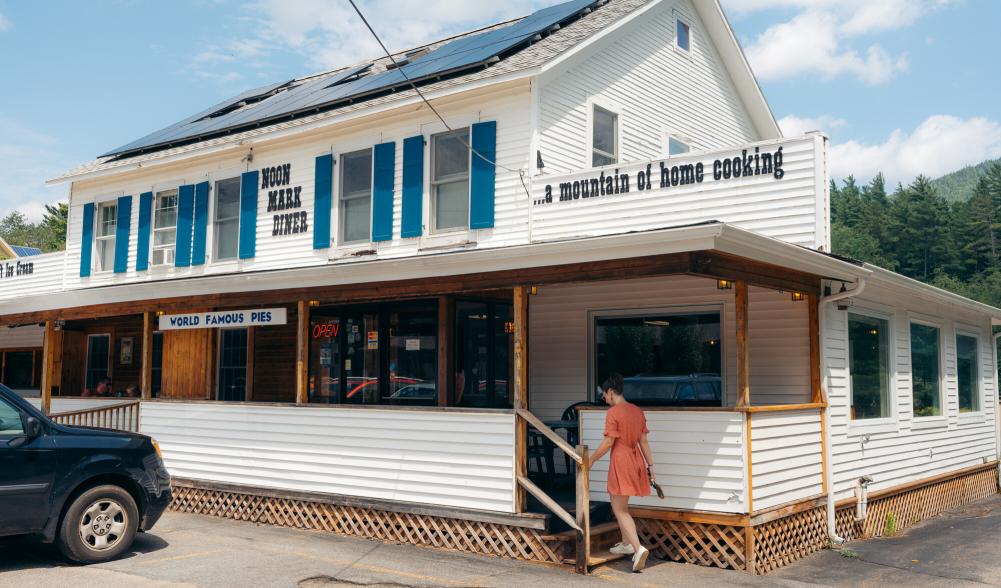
[313, 154, 333, 249]
[113, 195, 132, 274]
[239, 171, 259, 259]
[401, 135, 424, 238]
[192, 181, 209, 265]
[470, 121, 497, 229]
[372, 141, 395, 242]
[79, 203, 95, 277]
[175, 184, 195, 267]
[136, 192, 152, 271]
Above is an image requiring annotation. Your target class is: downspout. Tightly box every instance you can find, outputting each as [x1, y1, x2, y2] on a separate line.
[994, 332, 1001, 490]
[819, 277, 867, 544]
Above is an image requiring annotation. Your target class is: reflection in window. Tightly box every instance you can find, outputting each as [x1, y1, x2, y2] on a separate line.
[455, 301, 512, 409]
[86, 334, 111, 391]
[214, 178, 241, 260]
[594, 312, 721, 406]
[957, 334, 980, 413]
[676, 18, 691, 52]
[2, 351, 36, 389]
[96, 202, 117, 272]
[910, 323, 940, 417]
[668, 136, 690, 155]
[152, 189, 178, 266]
[387, 306, 437, 405]
[431, 129, 470, 232]
[340, 149, 373, 243]
[848, 313, 890, 420]
[592, 105, 617, 167]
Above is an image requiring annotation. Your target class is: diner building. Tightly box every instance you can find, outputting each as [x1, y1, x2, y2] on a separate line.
[3, 0, 999, 575]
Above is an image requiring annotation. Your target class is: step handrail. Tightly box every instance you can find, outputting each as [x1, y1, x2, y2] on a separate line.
[516, 408, 582, 464]
[517, 475, 581, 532]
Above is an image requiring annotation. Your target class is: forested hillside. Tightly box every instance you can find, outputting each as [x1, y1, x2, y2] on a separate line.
[831, 162, 1001, 306]
[931, 158, 1001, 202]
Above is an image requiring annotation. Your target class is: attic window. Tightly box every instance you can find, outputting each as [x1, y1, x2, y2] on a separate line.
[676, 17, 691, 52]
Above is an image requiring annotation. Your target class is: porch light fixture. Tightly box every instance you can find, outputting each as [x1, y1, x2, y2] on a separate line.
[504, 321, 516, 334]
[790, 292, 806, 302]
[716, 279, 733, 290]
[529, 286, 539, 296]
[308, 299, 321, 307]
[155, 310, 165, 317]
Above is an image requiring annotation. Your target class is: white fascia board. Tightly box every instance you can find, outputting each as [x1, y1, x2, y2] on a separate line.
[863, 264, 1001, 321]
[714, 224, 867, 283]
[537, 0, 664, 84]
[49, 72, 538, 186]
[692, 1, 780, 140]
[0, 223, 723, 316]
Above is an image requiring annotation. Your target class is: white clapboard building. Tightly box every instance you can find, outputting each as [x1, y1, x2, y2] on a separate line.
[2, 0, 998, 575]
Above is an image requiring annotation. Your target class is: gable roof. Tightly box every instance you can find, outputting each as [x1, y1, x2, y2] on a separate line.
[50, 0, 780, 184]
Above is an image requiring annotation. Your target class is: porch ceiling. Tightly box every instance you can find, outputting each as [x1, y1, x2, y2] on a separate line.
[1, 223, 866, 325]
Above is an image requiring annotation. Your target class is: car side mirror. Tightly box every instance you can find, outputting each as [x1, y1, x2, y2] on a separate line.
[25, 417, 41, 438]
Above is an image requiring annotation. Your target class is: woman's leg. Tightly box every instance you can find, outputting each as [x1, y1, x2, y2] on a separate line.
[610, 495, 641, 552]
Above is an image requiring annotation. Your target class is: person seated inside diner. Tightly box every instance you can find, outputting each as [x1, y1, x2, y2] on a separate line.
[83, 378, 113, 397]
[120, 384, 139, 398]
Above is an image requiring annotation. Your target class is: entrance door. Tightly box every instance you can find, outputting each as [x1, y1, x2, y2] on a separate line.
[342, 311, 380, 404]
[218, 328, 248, 401]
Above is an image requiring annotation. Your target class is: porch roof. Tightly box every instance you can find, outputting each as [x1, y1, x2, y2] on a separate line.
[0, 222, 867, 325]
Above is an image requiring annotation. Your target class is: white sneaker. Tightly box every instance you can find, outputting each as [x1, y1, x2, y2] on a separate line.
[609, 542, 635, 555]
[631, 545, 650, 572]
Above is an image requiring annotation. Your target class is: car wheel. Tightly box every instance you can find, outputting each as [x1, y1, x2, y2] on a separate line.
[57, 484, 139, 564]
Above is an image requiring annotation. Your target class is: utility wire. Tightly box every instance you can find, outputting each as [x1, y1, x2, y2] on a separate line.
[347, 0, 532, 199]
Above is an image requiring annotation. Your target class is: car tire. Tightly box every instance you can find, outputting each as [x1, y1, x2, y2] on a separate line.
[57, 484, 139, 564]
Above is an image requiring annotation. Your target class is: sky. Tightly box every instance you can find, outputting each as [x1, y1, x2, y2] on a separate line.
[1, 0, 999, 221]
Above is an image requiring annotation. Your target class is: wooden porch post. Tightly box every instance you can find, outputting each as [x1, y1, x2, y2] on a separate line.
[296, 301, 309, 404]
[40, 320, 56, 415]
[437, 296, 454, 407]
[808, 293, 824, 404]
[140, 311, 153, 400]
[735, 280, 750, 407]
[513, 286, 529, 513]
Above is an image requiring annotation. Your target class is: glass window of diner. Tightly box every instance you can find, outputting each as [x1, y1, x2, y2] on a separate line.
[593, 310, 722, 406]
[308, 298, 513, 408]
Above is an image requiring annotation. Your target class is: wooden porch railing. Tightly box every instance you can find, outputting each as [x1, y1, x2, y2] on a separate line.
[50, 400, 141, 432]
[516, 408, 591, 574]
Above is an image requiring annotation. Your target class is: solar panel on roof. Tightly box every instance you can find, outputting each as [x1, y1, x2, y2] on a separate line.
[103, 0, 599, 158]
[11, 245, 42, 257]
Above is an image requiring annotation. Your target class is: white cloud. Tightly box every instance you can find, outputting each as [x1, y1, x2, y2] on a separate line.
[778, 114, 846, 136]
[0, 116, 72, 222]
[0, 13, 10, 32]
[725, 0, 957, 84]
[829, 115, 1001, 186]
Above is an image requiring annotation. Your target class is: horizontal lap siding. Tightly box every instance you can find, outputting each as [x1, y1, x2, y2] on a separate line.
[748, 287, 812, 405]
[825, 281, 999, 500]
[0, 252, 65, 302]
[140, 402, 516, 513]
[539, 0, 758, 176]
[0, 325, 44, 348]
[581, 409, 746, 512]
[750, 410, 823, 510]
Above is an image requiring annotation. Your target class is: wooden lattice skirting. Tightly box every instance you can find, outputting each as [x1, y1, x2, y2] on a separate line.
[835, 462, 999, 541]
[168, 479, 564, 565]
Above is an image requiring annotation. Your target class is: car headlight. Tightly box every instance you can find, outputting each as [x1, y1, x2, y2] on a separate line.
[151, 438, 163, 459]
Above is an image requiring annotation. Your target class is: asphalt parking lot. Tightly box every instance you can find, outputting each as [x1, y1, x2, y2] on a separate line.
[1, 495, 999, 587]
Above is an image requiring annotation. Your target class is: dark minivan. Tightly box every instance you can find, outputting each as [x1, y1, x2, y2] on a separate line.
[0, 385, 170, 563]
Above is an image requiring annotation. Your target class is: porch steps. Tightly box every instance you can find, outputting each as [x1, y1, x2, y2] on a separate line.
[549, 521, 629, 567]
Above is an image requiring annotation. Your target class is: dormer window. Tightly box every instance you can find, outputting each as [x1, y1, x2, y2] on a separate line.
[676, 17, 691, 52]
[591, 105, 618, 167]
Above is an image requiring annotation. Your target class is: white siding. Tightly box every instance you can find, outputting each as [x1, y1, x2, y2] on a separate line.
[0, 252, 66, 303]
[537, 0, 759, 175]
[0, 325, 44, 348]
[529, 135, 827, 248]
[825, 280, 999, 500]
[581, 408, 747, 513]
[528, 277, 813, 422]
[750, 409, 824, 510]
[140, 402, 517, 513]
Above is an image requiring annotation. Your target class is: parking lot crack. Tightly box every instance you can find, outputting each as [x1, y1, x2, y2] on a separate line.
[851, 556, 992, 586]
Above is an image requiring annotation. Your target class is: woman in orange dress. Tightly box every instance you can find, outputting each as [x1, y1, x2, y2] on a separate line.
[588, 374, 655, 572]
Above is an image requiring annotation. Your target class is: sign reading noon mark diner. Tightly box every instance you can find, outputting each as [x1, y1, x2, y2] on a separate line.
[159, 308, 287, 330]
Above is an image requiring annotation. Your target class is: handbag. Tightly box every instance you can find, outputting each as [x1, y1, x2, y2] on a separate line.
[646, 466, 665, 500]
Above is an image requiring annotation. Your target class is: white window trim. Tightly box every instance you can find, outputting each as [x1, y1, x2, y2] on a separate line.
[415, 117, 479, 246]
[586, 303, 727, 405]
[429, 127, 472, 236]
[150, 186, 180, 268]
[954, 326, 985, 420]
[326, 133, 383, 255]
[337, 147, 375, 247]
[674, 12, 692, 55]
[907, 316, 946, 423]
[93, 199, 118, 274]
[587, 99, 621, 168]
[846, 307, 899, 435]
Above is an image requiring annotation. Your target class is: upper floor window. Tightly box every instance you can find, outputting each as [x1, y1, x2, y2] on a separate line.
[669, 136, 690, 156]
[340, 149, 373, 243]
[96, 202, 117, 272]
[152, 189, 178, 266]
[910, 322, 941, 417]
[214, 178, 241, 260]
[591, 105, 617, 167]
[956, 333, 980, 413]
[431, 128, 470, 232]
[848, 313, 890, 420]
[676, 17, 691, 52]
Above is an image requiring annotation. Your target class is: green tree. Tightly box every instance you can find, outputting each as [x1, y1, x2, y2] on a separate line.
[886, 176, 957, 281]
[39, 202, 69, 251]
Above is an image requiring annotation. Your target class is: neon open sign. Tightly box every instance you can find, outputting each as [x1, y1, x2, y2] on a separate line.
[312, 322, 340, 339]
